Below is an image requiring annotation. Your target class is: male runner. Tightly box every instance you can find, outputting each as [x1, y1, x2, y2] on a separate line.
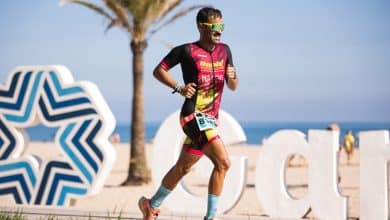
[138, 7, 238, 220]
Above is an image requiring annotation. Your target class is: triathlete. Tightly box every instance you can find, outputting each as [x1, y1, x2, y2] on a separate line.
[138, 7, 238, 220]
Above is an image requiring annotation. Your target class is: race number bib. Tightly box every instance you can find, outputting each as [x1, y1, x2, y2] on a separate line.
[195, 112, 216, 131]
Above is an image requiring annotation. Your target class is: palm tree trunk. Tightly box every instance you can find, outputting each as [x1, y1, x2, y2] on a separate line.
[126, 39, 151, 185]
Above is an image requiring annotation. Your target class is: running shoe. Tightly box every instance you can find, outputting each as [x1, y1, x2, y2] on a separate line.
[138, 196, 160, 220]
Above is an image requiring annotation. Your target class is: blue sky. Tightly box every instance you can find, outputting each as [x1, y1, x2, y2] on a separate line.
[0, 0, 389, 123]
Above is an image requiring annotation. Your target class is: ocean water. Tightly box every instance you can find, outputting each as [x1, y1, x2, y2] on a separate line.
[24, 121, 390, 145]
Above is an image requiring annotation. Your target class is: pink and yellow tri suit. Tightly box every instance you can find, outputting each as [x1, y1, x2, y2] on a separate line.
[159, 42, 234, 155]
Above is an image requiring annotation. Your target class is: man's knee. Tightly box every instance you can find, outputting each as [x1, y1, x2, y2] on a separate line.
[215, 157, 231, 172]
[174, 163, 193, 175]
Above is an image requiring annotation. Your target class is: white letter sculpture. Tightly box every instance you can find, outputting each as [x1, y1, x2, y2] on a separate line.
[256, 130, 347, 220]
[360, 130, 390, 220]
[152, 110, 247, 215]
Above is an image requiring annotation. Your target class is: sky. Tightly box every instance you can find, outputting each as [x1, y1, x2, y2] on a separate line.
[0, 0, 389, 123]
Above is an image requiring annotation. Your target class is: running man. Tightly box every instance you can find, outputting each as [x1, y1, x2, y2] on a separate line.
[138, 7, 238, 220]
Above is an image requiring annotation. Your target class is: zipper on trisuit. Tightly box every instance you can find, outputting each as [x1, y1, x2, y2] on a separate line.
[209, 51, 216, 116]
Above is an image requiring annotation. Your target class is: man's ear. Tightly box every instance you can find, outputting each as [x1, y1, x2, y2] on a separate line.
[197, 24, 203, 33]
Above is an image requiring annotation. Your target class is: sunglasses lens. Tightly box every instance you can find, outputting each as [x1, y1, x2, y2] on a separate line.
[201, 23, 224, 32]
[212, 23, 224, 32]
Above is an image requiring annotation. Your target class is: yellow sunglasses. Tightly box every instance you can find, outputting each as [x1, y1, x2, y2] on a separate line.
[199, 22, 224, 32]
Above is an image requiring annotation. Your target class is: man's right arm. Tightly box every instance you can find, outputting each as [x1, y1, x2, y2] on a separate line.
[153, 45, 183, 91]
[154, 45, 197, 98]
[153, 66, 177, 90]
[153, 65, 197, 99]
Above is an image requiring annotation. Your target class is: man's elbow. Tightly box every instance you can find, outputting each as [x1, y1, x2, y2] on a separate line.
[153, 67, 161, 79]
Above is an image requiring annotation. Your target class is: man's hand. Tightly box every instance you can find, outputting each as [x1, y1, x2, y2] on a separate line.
[226, 64, 238, 91]
[179, 83, 197, 98]
[226, 65, 236, 79]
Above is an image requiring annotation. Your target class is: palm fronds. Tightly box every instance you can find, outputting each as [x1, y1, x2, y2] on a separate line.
[61, 0, 207, 41]
[60, 0, 113, 20]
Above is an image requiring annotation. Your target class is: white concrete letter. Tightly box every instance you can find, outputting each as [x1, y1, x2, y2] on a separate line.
[308, 130, 347, 220]
[360, 130, 390, 220]
[255, 130, 310, 218]
[151, 110, 247, 215]
[256, 130, 347, 220]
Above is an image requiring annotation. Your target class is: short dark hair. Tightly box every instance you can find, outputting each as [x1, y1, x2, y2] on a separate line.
[196, 7, 222, 23]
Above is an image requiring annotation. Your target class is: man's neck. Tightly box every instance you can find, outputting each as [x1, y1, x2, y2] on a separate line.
[198, 40, 216, 52]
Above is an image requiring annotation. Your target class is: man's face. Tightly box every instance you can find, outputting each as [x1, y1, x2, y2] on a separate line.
[199, 16, 224, 45]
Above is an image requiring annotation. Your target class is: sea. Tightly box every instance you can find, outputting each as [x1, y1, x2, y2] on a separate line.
[25, 122, 390, 145]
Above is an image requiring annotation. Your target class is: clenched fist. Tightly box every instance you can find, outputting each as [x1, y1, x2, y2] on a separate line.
[179, 83, 197, 98]
[226, 65, 236, 79]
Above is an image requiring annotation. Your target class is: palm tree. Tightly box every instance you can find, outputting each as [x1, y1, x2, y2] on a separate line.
[60, 0, 206, 184]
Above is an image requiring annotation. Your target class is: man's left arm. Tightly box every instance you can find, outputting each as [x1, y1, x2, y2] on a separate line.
[224, 44, 238, 91]
[226, 65, 238, 91]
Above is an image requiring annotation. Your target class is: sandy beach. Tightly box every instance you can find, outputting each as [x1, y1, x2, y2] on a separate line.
[0, 141, 370, 219]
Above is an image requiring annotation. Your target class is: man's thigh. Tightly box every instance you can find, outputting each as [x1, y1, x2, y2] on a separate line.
[203, 138, 229, 164]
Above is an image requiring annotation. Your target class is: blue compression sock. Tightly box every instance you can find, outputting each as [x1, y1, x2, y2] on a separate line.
[150, 185, 171, 209]
[205, 194, 219, 219]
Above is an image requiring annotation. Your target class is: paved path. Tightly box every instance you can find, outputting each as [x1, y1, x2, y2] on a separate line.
[1, 206, 297, 220]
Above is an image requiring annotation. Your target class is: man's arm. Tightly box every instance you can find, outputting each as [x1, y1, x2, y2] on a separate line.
[225, 64, 238, 91]
[224, 44, 238, 91]
[153, 66, 197, 98]
[153, 66, 177, 90]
